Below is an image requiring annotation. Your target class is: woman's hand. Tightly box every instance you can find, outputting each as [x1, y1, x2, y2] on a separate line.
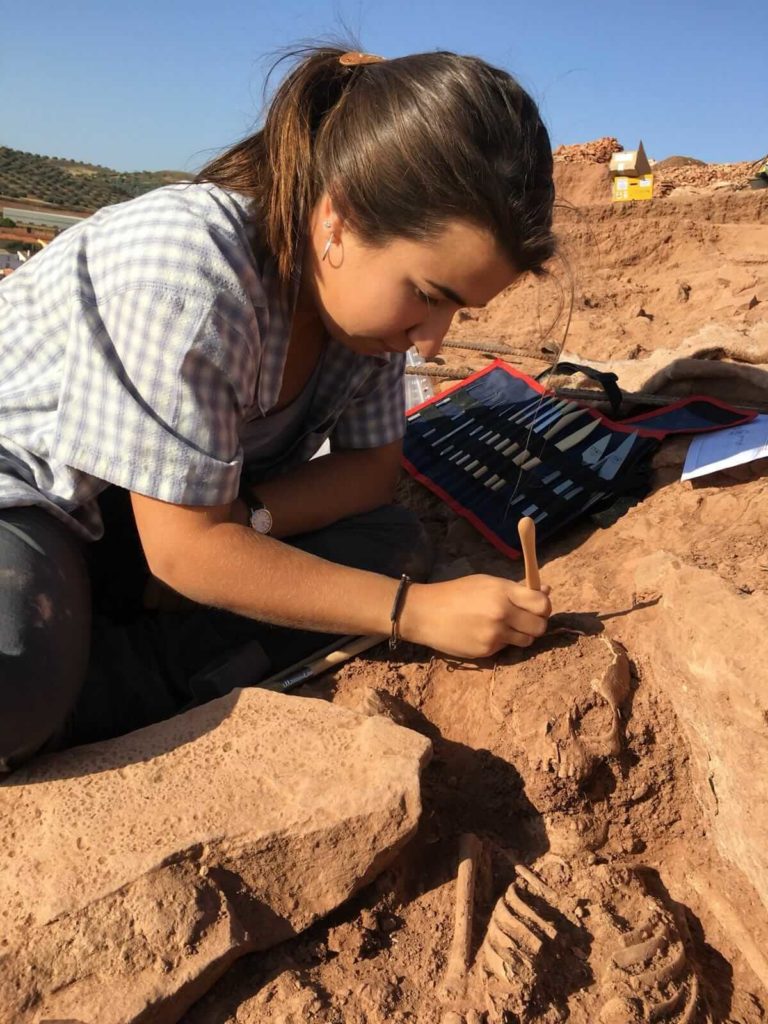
[398, 575, 551, 659]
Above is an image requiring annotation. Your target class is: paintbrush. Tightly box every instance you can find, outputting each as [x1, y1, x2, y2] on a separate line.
[257, 634, 385, 693]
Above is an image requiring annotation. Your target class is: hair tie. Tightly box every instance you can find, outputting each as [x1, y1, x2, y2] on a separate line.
[339, 51, 385, 67]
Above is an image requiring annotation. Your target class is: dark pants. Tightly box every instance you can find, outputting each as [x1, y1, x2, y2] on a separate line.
[0, 492, 431, 770]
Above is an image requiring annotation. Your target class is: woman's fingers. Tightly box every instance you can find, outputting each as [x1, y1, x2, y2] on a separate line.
[404, 574, 553, 659]
[506, 586, 551, 636]
[507, 582, 551, 615]
[506, 607, 548, 638]
[501, 628, 536, 649]
[479, 588, 552, 653]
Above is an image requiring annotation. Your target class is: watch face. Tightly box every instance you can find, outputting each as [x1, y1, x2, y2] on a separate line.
[249, 506, 273, 534]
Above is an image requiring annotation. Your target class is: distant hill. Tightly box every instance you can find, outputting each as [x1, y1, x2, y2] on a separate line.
[0, 147, 189, 211]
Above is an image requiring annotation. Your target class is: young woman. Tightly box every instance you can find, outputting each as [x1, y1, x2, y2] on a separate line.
[0, 46, 554, 768]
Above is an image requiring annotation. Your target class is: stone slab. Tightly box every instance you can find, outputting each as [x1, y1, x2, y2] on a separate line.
[0, 687, 431, 1023]
[635, 551, 768, 911]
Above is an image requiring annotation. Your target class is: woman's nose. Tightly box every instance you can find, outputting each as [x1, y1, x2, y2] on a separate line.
[413, 336, 445, 360]
[408, 307, 456, 358]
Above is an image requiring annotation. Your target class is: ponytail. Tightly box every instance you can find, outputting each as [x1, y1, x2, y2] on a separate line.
[198, 46, 366, 284]
[198, 45, 555, 290]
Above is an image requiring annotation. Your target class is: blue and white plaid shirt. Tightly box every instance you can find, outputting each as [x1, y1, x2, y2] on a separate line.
[0, 183, 405, 540]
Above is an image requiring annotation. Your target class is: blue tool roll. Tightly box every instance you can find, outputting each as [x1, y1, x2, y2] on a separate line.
[402, 359, 756, 559]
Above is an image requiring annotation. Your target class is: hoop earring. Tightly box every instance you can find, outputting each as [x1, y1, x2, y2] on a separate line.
[321, 219, 335, 261]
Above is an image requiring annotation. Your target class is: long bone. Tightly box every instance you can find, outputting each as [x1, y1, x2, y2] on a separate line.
[441, 833, 483, 998]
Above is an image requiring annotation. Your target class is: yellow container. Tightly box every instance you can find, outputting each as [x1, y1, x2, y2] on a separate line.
[612, 173, 654, 202]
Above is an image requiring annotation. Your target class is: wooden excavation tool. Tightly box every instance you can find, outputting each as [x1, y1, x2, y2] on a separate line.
[517, 515, 541, 590]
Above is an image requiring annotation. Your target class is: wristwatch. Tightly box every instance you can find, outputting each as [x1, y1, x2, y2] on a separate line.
[248, 498, 273, 535]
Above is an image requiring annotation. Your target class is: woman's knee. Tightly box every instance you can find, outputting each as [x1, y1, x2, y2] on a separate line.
[0, 508, 91, 768]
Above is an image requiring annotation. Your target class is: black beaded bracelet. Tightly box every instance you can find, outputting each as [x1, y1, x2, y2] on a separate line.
[389, 573, 412, 651]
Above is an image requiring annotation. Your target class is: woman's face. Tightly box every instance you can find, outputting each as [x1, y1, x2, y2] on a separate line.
[300, 194, 520, 359]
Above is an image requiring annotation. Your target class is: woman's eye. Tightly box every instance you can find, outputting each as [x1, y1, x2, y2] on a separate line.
[414, 287, 434, 304]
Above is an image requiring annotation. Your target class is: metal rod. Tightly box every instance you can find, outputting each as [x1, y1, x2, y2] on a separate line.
[442, 339, 552, 360]
[404, 364, 474, 380]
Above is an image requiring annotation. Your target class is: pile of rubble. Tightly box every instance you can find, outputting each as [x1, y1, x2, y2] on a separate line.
[654, 159, 755, 191]
[553, 137, 622, 164]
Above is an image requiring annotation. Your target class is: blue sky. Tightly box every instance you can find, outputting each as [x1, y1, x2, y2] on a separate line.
[3, 1, 765, 172]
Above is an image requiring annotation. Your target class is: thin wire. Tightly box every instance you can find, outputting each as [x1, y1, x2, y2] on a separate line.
[500, 202, 606, 515]
[502, 253, 575, 518]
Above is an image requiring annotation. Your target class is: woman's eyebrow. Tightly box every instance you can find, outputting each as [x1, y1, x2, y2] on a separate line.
[425, 279, 486, 308]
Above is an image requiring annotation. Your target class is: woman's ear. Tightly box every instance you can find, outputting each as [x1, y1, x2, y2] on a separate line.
[311, 192, 344, 240]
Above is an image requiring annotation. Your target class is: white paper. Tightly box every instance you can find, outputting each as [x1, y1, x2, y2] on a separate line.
[311, 438, 331, 460]
[681, 414, 768, 481]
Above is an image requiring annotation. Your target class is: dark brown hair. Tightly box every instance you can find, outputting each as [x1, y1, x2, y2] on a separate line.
[197, 45, 555, 287]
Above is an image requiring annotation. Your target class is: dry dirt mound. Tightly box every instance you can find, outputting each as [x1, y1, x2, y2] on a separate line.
[554, 160, 614, 207]
[447, 187, 768, 363]
[552, 137, 623, 206]
[653, 155, 707, 171]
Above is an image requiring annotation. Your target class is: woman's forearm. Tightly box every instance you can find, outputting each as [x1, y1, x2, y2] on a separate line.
[163, 520, 400, 636]
[132, 488, 552, 660]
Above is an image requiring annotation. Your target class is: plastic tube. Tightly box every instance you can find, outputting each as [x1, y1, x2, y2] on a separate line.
[404, 348, 435, 409]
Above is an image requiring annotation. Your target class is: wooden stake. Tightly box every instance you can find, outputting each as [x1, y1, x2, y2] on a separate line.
[518, 516, 541, 590]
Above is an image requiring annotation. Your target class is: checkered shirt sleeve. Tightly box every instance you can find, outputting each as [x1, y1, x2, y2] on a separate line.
[56, 285, 255, 505]
[331, 351, 407, 449]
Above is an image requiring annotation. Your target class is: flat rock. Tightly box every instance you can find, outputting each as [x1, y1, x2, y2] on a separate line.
[634, 551, 768, 911]
[0, 687, 431, 1023]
